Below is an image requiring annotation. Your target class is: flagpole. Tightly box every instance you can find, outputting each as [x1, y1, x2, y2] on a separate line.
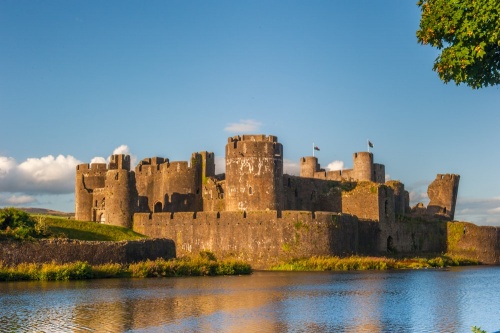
[367, 139, 369, 152]
[313, 143, 315, 157]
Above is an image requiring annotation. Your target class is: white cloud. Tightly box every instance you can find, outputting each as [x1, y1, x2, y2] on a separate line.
[326, 160, 344, 171]
[90, 157, 106, 164]
[113, 144, 130, 155]
[5, 194, 37, 205]
[409, 191, 429, 205]
[0, 155, 82, 194]
[215, 156, 225, 175]
[90, 145, 137, 168]
[0, 156, 17, 177]
[224, 119, 262, 133]
[284, 159, 300, 175]
[445, 197, 500, 227]
[0, 145, 136, 210]
[487, 207, 500, 214]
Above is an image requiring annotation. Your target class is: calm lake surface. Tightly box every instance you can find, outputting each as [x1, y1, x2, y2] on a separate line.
[0, 266, 499, 333]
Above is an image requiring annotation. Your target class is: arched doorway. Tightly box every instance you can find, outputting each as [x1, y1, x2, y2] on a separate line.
[154, 202, 163, 213]
[387, 236, 394, 253]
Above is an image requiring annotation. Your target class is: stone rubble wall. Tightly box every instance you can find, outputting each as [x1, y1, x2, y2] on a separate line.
[0, 238, 175, 266]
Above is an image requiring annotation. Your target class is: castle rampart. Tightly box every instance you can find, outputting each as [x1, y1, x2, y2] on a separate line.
[75, 134, 493, 267]
[133, 210, 360, 269]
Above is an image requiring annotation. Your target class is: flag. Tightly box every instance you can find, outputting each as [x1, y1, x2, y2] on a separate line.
[314, 146, 320, 151]
[368, 141, 373, 148]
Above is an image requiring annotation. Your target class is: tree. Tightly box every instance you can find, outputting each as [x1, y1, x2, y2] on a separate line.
[416, 0, 500, 89]
[0, 207, 38, 240]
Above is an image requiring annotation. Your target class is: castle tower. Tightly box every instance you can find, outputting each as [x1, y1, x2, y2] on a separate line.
[353, 152, 374, 182]
[75, 163, 107, 221]
[300, 156, 320, 178]
[104, 154, 134, 228]
[225, 135, 283, 212]
[427, 174, 460, 220]
[386, 180, 408, 215]
[199, 151, 215, 179]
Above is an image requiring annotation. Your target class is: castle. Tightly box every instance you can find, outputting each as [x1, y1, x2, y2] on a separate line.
[75, 135, 499, 268]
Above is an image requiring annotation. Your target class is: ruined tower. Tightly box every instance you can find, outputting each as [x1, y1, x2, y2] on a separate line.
[104, 154, 134, 228]
[427, 174, 460, 220]
[225, 135, 283, 212]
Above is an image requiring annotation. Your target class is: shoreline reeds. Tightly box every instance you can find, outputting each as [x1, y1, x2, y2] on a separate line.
[0, 256, 252, 282]
[270, 255, 480, 271]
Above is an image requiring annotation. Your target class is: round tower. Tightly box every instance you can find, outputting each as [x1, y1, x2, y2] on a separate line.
[300, 156, 320, 178]
[225, 134, 283, 212]
[75, 163, 106, 221]
[353, 152, 374, 182]
[104, 154, 133, 228]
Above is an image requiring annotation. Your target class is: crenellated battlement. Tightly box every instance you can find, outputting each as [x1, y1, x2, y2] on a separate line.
[436, 174, 460, 181]
[109, 154, 130, 171]
[75, 134, 466, 261]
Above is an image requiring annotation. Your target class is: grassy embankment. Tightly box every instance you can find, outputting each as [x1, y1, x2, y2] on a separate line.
[0, 252, 252, 281]
[270, 255, 479, 271]
[0, 210, 251, 281]
[34, 214, 147, 241]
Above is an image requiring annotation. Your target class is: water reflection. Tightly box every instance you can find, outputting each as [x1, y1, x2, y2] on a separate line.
[0, 267, 499, 332]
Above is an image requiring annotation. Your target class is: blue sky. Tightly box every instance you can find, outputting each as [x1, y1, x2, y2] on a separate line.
[1, 1, 499, 226]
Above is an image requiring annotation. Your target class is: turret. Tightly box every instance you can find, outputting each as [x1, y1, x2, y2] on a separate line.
[104, 154, 134, 228]
[225, 134, 283, 212]
[300, 156, 321, 178]
[353, 152, 374, 182]
[75, 163, 106, 221]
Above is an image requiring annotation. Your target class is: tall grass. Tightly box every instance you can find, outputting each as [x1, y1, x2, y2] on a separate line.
[270, 255, 479, 271]
[0, 255, 252, 281]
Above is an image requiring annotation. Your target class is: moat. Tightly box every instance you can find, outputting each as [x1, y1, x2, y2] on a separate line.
[1, 267, 499, 332]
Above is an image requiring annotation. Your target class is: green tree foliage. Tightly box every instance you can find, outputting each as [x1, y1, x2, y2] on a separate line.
[416, 0, 500, 89]
[0, 207, 40, 240]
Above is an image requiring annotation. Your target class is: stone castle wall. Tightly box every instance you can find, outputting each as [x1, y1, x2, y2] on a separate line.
[133, 210, 361, 269]
[446, 221, 500, 264]
[0, 238, 175, 266]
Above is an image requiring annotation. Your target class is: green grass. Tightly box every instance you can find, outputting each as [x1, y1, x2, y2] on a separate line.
[0, 255, 252, 281]
[270, 255, 479, 271]
[34, 215, 147, 241]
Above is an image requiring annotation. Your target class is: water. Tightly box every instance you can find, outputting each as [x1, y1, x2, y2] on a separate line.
[0, 267, 499, 333]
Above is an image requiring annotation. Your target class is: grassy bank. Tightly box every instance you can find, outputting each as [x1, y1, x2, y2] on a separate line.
[0, 255, 252, 281]
[270, 255, 479, 271]
[1, 208, 147, 242]
[34, 215, 147, 241]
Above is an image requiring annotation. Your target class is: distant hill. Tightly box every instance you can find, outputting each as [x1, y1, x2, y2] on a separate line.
[18, 207, 74, 219]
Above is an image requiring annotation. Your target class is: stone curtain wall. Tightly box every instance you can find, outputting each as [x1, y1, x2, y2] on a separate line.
[0, 239, 175, 266]
[133, 210, 360, 269]
[380, 218, 448, 254]
[446, 221, 500, 264]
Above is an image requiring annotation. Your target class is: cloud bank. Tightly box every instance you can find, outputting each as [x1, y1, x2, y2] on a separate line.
[0, 145, 135, 210]
[0, 155, 81, 195]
